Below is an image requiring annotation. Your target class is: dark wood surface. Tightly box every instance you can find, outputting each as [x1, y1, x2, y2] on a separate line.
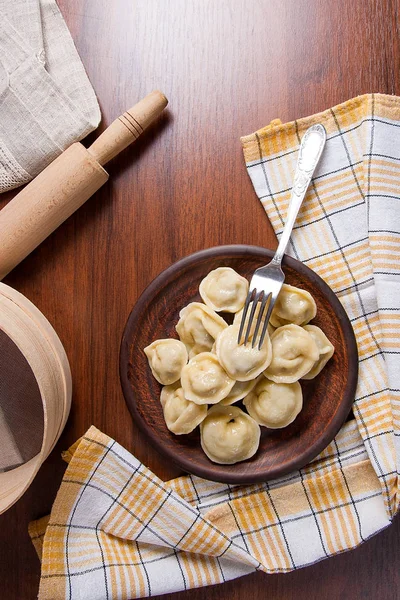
[0, 0, 399, 598]
[121, 245, 358, 484]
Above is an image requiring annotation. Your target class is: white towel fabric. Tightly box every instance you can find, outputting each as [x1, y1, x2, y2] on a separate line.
[0, 0, 100, 192]
[242, 94, 400, 518]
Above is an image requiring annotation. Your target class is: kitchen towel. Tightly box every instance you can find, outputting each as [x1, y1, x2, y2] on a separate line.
[29, 93, 400, 599]
[0, 0, 100, 192]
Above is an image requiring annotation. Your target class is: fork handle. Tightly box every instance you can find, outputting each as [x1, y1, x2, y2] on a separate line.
[271, 124, 326, 265]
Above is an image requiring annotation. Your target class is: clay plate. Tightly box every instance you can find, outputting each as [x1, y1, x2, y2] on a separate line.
[120, 245, 358, 483]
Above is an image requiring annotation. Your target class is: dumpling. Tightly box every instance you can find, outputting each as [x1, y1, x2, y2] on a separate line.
[301, 325, 335, 379]
[180, 352, 235, 404]
[215, 324, 272, 381]
[160, 382, 207, 434]
[233, 302, 275, 338]
[270, 284, 317, 328]
[200, 405, 260, 464]
[199, 267, 249, 313]
[243, 378, 303, 428]
[264, 324, 319, 383]
[220, 376, 261, 406]
[176, 302, 228, 358]
[144, 339, 188, 385]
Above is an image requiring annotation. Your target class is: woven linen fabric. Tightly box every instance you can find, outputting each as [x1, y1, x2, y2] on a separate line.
[0, 0, 100, 192]
[29, 93, 400, 599]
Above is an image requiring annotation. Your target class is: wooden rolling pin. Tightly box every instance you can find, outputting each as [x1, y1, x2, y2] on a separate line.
[0, 90, 168, 280]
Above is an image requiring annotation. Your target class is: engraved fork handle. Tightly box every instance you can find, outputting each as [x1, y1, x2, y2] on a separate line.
[271, 124, 327, 266]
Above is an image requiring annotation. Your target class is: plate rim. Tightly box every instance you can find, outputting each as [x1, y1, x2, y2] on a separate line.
[120, 244, 359, 483]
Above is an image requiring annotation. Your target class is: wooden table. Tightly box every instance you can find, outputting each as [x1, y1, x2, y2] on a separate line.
[1, 1, 399, 598]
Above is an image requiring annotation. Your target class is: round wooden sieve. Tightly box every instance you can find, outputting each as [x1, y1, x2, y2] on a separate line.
[0, 283, 72, 514]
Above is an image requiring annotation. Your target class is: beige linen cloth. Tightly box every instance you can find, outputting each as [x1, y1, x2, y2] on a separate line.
[0, 0, 100, 192]
[29, 94, 400, 599]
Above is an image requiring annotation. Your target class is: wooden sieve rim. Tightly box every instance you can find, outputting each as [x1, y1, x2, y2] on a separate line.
[0, 284, 72, 513]
[0, 284, 72, 444]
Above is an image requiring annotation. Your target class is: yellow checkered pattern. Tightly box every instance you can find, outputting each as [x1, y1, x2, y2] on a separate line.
[30, 94, 400, 599]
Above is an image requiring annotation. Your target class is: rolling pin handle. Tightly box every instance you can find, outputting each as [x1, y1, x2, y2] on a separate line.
[87, 90, 168, 166]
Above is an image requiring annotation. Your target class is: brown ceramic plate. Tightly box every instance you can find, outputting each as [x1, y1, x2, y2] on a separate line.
[120, 245, 358, 483]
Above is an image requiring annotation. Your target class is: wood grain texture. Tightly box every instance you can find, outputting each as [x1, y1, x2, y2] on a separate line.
[0, 0, 399, 598]
[121, 245, 358, 483]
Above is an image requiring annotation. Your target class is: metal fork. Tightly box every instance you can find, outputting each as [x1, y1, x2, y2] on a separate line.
[238, 123, 327, 350]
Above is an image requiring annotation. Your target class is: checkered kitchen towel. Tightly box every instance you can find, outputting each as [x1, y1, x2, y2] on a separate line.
[29, 94, 400, 599]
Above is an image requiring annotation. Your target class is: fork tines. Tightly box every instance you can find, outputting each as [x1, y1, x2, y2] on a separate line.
[237, 289, 273, 350]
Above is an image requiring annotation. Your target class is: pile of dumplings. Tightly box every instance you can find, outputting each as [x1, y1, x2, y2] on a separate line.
[144, 267, 335, 465]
